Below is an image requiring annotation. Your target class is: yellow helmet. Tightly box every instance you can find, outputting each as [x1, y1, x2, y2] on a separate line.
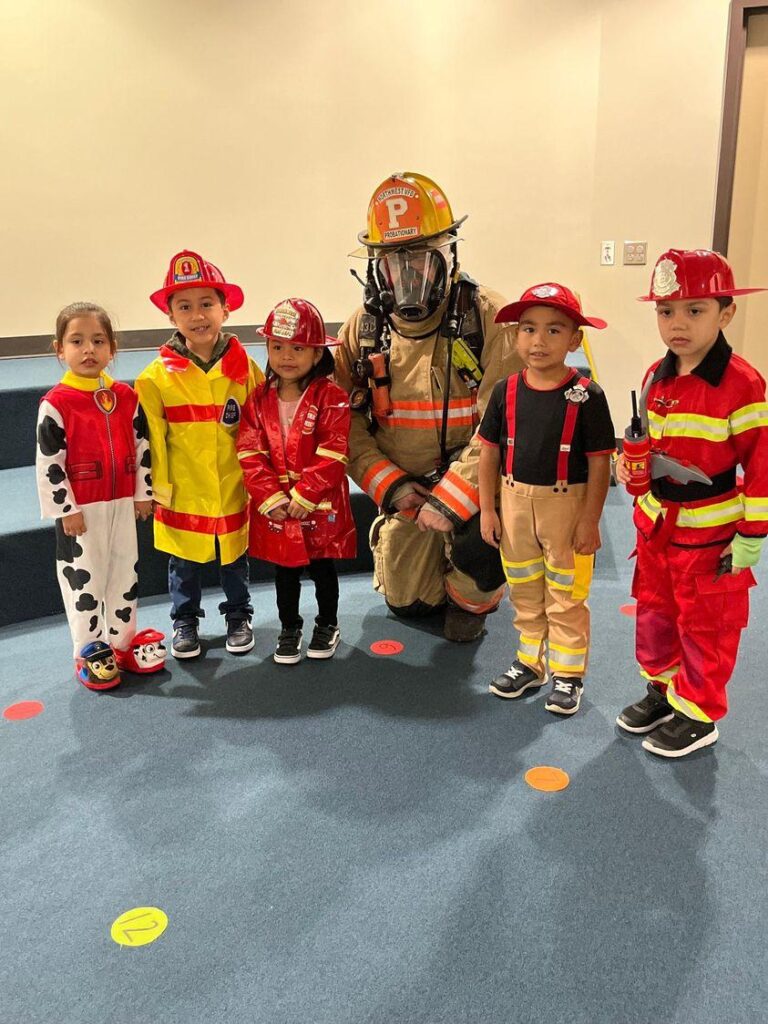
[358, 171, 467, 248]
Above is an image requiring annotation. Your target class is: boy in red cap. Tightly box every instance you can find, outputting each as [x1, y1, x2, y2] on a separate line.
[616, 249, 768, 757]
[478, 284, 616, 715]
[136, 251, 264, 659]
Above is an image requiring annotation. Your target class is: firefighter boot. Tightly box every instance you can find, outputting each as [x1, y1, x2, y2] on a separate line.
[443, 603, 487, 643]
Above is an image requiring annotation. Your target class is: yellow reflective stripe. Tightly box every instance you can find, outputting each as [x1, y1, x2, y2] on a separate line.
[258, 491, 288, 515]
[666, 681, 712, 723]
[506, 569, 545, 585]
[637, 492, 661, 520]
[676, 495, 744, 529]
[730, 402, 768, 435]
[289, 487, 316, 511]
[744, 497, 768, 521]
[640, 666, 679, 684]
[572, 553, 594, 601]
[518, 636, 542, 658]
[518, 650, 541, 667]
[550, 658, 586, 673]
[237, 448, 267, 460]
[550, 643, 587, 656]
[647, 409, 665, 441]
[316, 446, 348, 463]
[650, 410, 730, 442]
[506, 556, 547, 568]
[502, 555, 545, 584]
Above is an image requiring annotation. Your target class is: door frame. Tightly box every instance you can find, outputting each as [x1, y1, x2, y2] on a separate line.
[713, 0, 768, 253]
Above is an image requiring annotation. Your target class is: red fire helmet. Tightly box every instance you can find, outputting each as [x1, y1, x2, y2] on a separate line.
[496, 283, 607, 330]
[639, 249, 766, 302]
[150, 250, 245, 313]
[258, 298, 340, 347]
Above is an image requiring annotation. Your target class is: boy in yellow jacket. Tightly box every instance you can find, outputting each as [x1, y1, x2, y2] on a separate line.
[136, 250, 264, 659]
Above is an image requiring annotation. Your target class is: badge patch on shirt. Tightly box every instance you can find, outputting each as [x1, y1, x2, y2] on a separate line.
[94, 388, 117, 414]
[564, 384, 590, 404]
[302, 405, 318, 434]
[221, 397, 241, 426]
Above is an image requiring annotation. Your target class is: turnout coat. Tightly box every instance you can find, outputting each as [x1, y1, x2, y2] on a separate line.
[237, 376, 357, 568]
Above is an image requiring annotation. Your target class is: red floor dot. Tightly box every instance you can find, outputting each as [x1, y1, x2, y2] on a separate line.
[3, 700, 45, 721]
[370, 640, 404, 656]
[620, 603, 637, 617]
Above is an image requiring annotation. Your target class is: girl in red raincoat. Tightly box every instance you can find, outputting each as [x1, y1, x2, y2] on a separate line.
[237, 298, 356, 663]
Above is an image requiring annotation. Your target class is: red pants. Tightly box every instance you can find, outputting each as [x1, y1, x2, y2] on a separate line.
[633, 531, 755, 722]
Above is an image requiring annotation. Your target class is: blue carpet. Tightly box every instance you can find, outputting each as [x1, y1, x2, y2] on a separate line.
[1, 490, 767, 1024]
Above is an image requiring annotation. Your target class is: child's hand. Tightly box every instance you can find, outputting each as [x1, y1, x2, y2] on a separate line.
[573, 516, 601, 555]
[480, 509, 501, 548]
[287, 499, 310, 520]
[62, 511, 86, 536]
[267, 506, 288, 521]
[393, 482, 431, 512]
[134, 500, 153, 521]
[614, 453, 631, 486]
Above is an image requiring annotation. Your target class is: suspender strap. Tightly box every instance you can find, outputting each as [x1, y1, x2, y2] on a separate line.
[504, 372, 521, 476]
[556, 375, 590, 483]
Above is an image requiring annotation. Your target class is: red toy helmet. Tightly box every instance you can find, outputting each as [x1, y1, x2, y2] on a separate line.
[495, 282, 607, 330]
[150, 250, 245, 313]
[638, 249, 766, 302]
[258, 298, 340, 347]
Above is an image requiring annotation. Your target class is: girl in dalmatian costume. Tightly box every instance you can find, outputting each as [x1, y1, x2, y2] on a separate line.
[36, 302, 166, 690]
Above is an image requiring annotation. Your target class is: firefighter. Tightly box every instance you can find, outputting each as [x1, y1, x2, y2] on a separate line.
[334, 172, 523, 641]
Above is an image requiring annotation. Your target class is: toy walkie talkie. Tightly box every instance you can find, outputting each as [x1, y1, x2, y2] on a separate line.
[623, 390, 651, 496]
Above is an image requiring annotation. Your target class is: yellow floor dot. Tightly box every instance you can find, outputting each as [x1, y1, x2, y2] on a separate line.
[111, 907, 168, 947]
[525, 766, 570, 792]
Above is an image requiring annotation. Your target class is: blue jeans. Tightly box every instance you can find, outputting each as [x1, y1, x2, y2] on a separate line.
[169, 549, 252, 624]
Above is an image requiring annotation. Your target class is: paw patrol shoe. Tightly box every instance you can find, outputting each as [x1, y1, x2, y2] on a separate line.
[114, 629, 167, 674]
[75, 641, 121, 691]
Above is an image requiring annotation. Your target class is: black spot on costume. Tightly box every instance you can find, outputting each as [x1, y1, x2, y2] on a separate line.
[46, 464, 66, 485]
[62, 566, 91, 591]
[37, 415, 67, 456]
[75, 592, 99, 612]
[115, 606, 132, 623]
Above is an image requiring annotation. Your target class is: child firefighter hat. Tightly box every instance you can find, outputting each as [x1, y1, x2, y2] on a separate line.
[150, 249, 245, 313]
[258, 298, 341, 347]
[495, 283, 607, 329]
[639, 249, 766, 302]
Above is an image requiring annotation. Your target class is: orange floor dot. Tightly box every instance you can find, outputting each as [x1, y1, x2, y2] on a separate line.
[3, 700, 45, 721]
[370, 640, 404, 656]
[525, 766, 570, 792]
[620, 603, 638, 617]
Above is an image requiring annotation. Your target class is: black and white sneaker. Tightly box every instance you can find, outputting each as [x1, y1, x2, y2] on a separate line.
[489, 661, 546, 699]
[642, 715, 719, 758]
[225, 617, 254, 655]
[545, 676, 583, 716]
[616, 685, 675, 734]
[172, 619, 201, 659]
[274, 626, 303, 665]
[307, 623, 340, 660]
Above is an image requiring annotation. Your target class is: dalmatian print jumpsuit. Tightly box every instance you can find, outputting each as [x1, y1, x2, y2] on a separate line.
[35, 373, 152, 658]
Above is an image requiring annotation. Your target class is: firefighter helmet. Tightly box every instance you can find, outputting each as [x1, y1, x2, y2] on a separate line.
[639, 249, 766, 302]
[496, 283, 607, 330]
[358, 171, 467, 248]
[150, 249, 245, 313]
[258, 298, 340, 347]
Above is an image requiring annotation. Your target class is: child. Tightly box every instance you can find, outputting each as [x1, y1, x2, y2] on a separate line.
[36, 302, 166, 689]
[478, 284, 615, 715]
[616, 249, 767, 758]
[237, 298, 356, 663]
[136, 250, 264, 659]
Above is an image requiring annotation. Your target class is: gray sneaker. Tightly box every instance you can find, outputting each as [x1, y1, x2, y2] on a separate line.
[490, 661, 546, 699]
[545, 677, 583, 716]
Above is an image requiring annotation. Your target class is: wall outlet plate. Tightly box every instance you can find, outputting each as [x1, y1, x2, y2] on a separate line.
[623, 241, 647, 265]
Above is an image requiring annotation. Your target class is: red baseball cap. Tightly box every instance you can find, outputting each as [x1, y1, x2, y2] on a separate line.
[150, 250, 245, 313]
[495, 283, 607, 330]
[638, 249, 766, 302]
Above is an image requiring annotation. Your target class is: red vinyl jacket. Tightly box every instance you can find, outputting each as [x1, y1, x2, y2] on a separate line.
[237, 376, 357, 567]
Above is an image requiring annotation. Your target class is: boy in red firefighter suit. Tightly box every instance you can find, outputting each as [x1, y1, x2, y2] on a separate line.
[616, 249, 768, 758]
[136, 251, 264, 660]
[36, 302, 166, 690]
[237, 299, 356, 663]
[478, 284, 615, 715]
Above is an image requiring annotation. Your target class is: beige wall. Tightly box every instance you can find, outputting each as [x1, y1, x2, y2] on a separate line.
[0, 0, 732, 417]
[727, 13, 768, 378]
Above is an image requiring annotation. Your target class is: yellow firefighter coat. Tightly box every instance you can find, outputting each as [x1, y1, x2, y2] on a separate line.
[135, 335, 264, 564]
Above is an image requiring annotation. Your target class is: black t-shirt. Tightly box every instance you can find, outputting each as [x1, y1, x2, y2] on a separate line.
[478, 370, 616, 485]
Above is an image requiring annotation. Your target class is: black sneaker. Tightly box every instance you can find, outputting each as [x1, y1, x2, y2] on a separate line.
[274, 626, 303, 665]
[489, 661, 546, 699]
[616, 685, 675, 734]
[545, 676, 583, 716]
[307, 623, 340, 660]
[172, 619, 201, 659]
[225, 617, 254, 655]
[642, 715, 719, 758]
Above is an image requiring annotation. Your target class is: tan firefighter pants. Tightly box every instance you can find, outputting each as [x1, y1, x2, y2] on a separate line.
[369, 511, 505, 615]
[499, 480, 594, 679]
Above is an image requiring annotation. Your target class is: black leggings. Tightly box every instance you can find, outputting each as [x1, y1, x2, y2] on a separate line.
[275, 559, 339, 629]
